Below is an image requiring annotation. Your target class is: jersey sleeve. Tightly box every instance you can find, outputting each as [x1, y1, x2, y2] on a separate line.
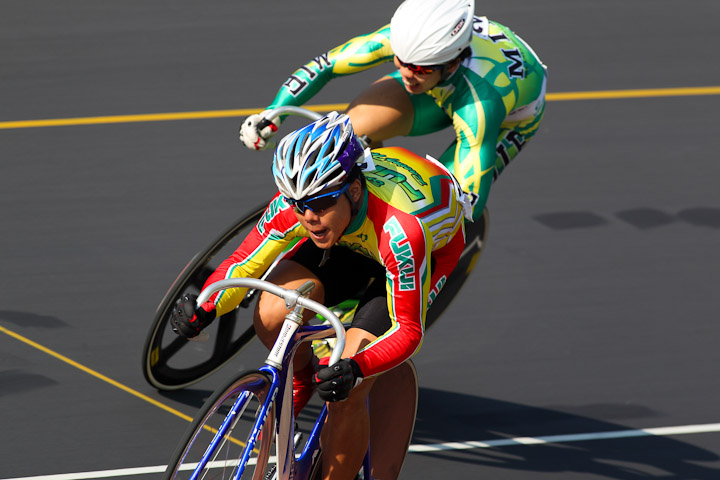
[447, 84, 506, 221]
[350, 212, 432, 378]
[427, 223, 465, 307]
[267, 24, 394, 109]
[202, 194, 306, 316]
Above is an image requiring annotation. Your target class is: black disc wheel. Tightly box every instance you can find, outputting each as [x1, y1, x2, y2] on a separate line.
[142, 203, 269, 390]
[163, 370, 275, 480]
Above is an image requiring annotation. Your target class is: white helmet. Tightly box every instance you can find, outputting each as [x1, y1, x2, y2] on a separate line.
[390, 0, 474, 65]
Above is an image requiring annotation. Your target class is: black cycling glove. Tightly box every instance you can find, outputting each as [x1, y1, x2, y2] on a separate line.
[314, 358, 364, 402]
[170, 293, 217, 339]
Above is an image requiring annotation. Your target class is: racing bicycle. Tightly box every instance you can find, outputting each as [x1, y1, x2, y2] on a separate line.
[162, 277, 418, 480]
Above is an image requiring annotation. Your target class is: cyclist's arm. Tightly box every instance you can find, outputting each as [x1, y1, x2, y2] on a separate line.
[267, 24, 394, 109]
[427, 226, 465, 306]
[447, 94, 506, 221]
[202, 195, 305, 316]
[350, 214, 432, 378]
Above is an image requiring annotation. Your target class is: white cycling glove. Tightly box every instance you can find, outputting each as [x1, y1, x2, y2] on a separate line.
[239, 112, 281, 151]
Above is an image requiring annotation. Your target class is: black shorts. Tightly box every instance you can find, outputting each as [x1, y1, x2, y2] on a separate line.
[289, 241, 391, 337]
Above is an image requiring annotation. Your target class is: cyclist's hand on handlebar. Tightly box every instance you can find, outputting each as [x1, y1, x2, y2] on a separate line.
[314, 358, 364, 402]
[170, 293, 217, 339]
[239, 113, 280, 151]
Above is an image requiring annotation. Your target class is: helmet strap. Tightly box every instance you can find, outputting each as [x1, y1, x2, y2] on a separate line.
[439, 47, 472, 83]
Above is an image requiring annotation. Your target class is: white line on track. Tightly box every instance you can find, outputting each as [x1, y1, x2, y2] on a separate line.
[4, 422, 719, 480]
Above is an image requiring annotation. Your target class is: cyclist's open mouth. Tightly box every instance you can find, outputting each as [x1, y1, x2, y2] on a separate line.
[310, 228, 329, 240]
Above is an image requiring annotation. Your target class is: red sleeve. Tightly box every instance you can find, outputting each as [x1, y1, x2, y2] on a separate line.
[351, 210, 432, 377]
[427, 225, 465, 306]
[201, 193, 304, 316]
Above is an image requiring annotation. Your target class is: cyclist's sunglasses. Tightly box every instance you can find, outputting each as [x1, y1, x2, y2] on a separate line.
[395, 56, 444, 75]
[288, 183, 350, 214]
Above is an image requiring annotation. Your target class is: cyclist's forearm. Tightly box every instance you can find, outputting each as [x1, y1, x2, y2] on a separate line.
[267, 25, 393, 110]
[267, 58, 335, 109]
[353, 233, 431, 377]
[428, 230, 465, 304]
[203, 197, 302, 316]
[352, 315, 424, 378]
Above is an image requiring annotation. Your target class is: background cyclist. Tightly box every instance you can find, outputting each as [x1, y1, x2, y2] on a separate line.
[239, 0, 547, 225]
[172, 112, 468, 479]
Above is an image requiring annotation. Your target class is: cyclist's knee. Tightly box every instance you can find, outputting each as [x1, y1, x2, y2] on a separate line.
[327, 376, 376, 413]
[253, 260, 325, 347]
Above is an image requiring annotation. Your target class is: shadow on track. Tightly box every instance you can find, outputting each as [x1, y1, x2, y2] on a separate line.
[534, 207, 720, 230]
[0, 310, 67, 328]
[413, 387, 720, 479]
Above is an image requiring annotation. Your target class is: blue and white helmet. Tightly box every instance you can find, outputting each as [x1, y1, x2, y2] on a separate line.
[272, 112, 365, 200]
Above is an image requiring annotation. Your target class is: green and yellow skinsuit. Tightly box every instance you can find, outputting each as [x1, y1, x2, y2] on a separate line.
[266, 16, 547, 221]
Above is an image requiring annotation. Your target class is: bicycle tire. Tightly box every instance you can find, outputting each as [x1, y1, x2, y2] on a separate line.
[142, 203, 269, 390]
[425, 208, 489, 329]
[163, 370, 276, 480]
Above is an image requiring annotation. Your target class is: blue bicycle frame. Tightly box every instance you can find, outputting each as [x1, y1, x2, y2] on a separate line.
[185, 278, 373, 480]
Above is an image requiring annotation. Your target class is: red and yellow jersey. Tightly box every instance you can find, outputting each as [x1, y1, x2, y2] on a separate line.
[203, 147, 465, 377]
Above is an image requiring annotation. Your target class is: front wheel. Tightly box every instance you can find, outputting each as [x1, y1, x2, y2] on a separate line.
[142, 203, 268, 390]
[163, 370, 276, 480]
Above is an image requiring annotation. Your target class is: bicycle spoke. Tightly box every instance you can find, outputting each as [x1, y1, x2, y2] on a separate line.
[142, 205, 268, 390]
[163, 371, 275, 480]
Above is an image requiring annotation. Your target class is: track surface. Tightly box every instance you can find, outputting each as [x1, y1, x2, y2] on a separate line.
[2, 1, 720, 478]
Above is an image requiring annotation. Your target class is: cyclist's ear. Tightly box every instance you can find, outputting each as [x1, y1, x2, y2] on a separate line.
[348, 178, 363, 203]
[445, 57, 462, 76]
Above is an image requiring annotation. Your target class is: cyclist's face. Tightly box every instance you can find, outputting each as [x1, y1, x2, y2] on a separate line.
[393, 56, 443, 94]
[293, 180, 362, 249]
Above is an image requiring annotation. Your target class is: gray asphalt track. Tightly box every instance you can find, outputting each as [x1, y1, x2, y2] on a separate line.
[2, 1, 720, 479]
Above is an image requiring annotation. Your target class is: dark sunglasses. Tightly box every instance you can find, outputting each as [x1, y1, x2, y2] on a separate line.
[288, 183, 350, 214]
[395, 56, 444, 75]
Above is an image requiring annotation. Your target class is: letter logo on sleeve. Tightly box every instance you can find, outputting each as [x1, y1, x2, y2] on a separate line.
[257, 196, 289, 235]
[283, 53, 332, 97]
[283, 74, 308, 96]
[383, 217, 416, 291]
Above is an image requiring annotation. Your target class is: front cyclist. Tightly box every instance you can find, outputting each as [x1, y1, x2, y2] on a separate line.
[239, 0, 547, 223]
[172, 112, 468, 479]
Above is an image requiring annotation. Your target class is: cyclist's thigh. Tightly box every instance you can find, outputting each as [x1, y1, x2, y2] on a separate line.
[494, 101, 546, 177]
[255, 258, 325, 346]
[346, 75, 413, 144]
[383, 70, 453, 137]
[346, 72, 452, 143]
[351, 276, 391, 339]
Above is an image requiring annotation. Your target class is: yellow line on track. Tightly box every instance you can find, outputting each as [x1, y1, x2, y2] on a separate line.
[0, 324, 194, 423]
[0, 324, 251, 446]
[1, 86, 719, 130]
[545, 85, 720, 101]
[0, 104, 347, 129]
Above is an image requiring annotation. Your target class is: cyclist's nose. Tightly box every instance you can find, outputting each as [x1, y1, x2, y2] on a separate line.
[300, 208, 321, 222]
[398, 66, 415, 79]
